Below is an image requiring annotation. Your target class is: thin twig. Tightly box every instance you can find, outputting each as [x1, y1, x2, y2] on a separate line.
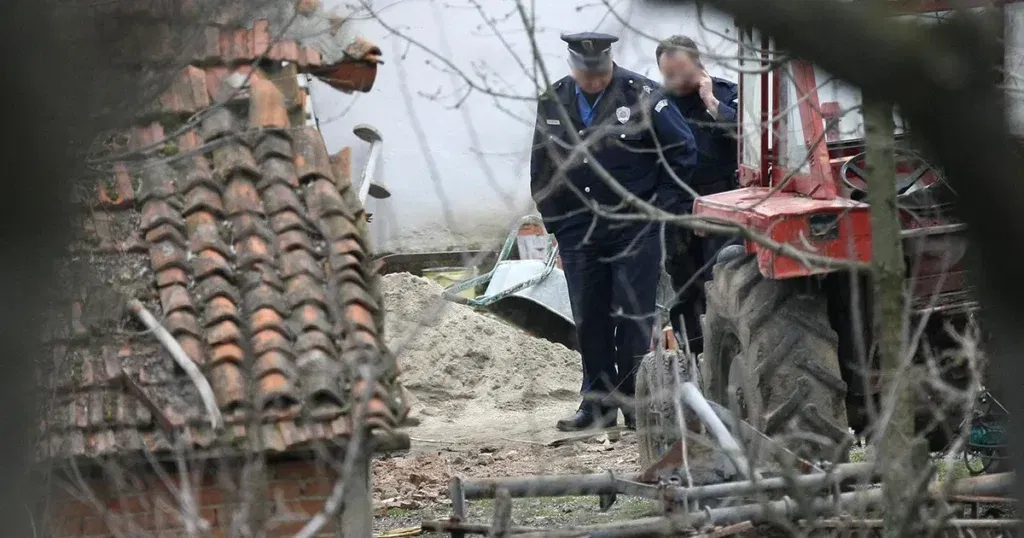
[127, 299, 223, 431]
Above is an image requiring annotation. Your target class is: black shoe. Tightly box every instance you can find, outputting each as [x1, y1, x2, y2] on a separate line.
[556, 405, 616, 432]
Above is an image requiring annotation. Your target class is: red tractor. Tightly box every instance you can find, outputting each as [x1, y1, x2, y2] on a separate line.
[637, 1, 1014, 470]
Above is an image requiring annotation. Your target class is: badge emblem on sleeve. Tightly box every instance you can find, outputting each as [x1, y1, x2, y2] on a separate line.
[615, 106, 630, 124]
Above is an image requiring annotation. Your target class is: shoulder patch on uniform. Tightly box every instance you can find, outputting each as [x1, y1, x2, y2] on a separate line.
[655, 99, 669, 113]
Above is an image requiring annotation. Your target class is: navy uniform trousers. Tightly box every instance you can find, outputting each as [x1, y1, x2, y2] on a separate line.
[559, 224, 661, 404]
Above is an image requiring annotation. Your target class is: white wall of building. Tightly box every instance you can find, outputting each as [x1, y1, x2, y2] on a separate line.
[312, 0, 736, 253]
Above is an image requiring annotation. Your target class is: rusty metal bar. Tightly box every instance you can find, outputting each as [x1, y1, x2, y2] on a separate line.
[421, 520, 542, 535]
[459, 471, 642, 500]
[425, 473, 1015, 536]
[509, 473, 1015, 538]
[664, 462, 876, 504]
[947, 494, 1017, 504]
[459, 462, 875, 506]
[813, 518, 1021, 529]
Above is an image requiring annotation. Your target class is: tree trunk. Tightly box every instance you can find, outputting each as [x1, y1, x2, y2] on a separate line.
[864, 99, 916, 536]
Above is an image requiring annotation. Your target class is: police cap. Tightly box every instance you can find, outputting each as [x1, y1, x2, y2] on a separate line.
[561, 32, 618, 73]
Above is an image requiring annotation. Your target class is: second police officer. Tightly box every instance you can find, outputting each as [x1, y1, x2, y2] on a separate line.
[530, 32, 698, 432]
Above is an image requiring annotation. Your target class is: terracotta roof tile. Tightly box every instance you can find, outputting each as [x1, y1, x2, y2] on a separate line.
[293, 127, 333, 183]
[207, 320, 243, 347]
[211, 343, 244, 366]
[193, 248, 232, 280]
[140, 200, 185, 234]
[203, 296, 238, 327]
[183, 185, 225, 218]
[280, 249, 324, 281]
[213, 143, 260, 180]
[210, 362, 245, 410]
[155, 267, 188, 288]
[255, 134, 294, 163]
[249, 76, 289, 129]
[129, 122, 166, 152]
[157, 66, 210, 116]
[261, 181, 304, 214]
[258, 372, 297, 409]
[97, 163, 136, 209]
[177, 335, 206, 366]
[224, 179, 263, 215]
[42, 53, 407, 460]
[199, 106, 239, 141]
[165, 311, 202, 339]
[251, 307, 284, 333]
[158, 285, 194, 315]
[251, 19, 271, 57]
[148, 242, 188, 272]
[329, 147, 353, 189]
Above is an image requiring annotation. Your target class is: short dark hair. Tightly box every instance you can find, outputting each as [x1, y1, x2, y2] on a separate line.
[655, 35, 702, 66]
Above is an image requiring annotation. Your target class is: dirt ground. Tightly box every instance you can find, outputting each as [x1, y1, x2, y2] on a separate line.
[373, 273, 667, 535]
[370, 429, 651, 536]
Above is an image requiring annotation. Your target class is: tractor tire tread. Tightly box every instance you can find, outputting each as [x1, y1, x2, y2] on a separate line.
[702, 255, 851, 461]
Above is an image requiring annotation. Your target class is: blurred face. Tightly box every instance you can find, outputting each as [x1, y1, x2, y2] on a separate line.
[571, 59, 613, 94]
[658, 49, 701, 95]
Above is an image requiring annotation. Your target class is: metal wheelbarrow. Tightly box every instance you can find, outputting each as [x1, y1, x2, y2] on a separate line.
[440, 216, 576, 348]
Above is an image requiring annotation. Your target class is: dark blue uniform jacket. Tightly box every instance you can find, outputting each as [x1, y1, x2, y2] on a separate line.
[529, 65, 697, 245]
[665, 77, 738, 209]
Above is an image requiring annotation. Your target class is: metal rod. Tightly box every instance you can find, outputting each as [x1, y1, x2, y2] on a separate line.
[669, 461, 876, 503]
[509, 472, 1015, 538]
[353, 124, 384, 205]
[421, 520, 542, 535]
[460, 462, 873, 505]
[680, 382, 758, 480]
[461, 472, 641, 499]
[900, 223, 967, 238]
[812, 518, 1021, 529]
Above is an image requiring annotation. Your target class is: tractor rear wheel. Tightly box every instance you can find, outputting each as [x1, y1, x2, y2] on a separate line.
[701, 255, 851, 462]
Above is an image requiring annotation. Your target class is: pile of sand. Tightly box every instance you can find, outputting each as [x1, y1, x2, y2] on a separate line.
[380, 272, 580, 419]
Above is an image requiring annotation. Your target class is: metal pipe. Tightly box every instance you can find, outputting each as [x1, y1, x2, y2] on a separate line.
[930, 471, 1015, 497]
[680, 382, 758, 480]
[813, 518, 1021, 529]
[353, 124, 385, 205]
[459, 462, 873, 505]
[510, 472, 1015, 538]
[421, 520, 542, 535]
[670, 461, 875, 503]
[459, 472, 641, 500]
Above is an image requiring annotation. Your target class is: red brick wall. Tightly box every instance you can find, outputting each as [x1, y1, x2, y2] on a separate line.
[48, 458, 354, 538]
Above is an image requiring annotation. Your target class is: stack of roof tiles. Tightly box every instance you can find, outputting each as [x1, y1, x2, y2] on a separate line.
[38, 13, 408, 460]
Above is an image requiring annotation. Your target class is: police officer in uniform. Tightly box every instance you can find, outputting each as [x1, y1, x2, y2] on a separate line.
[655, 35, 741, 356]
[530, 32, 698, 431]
